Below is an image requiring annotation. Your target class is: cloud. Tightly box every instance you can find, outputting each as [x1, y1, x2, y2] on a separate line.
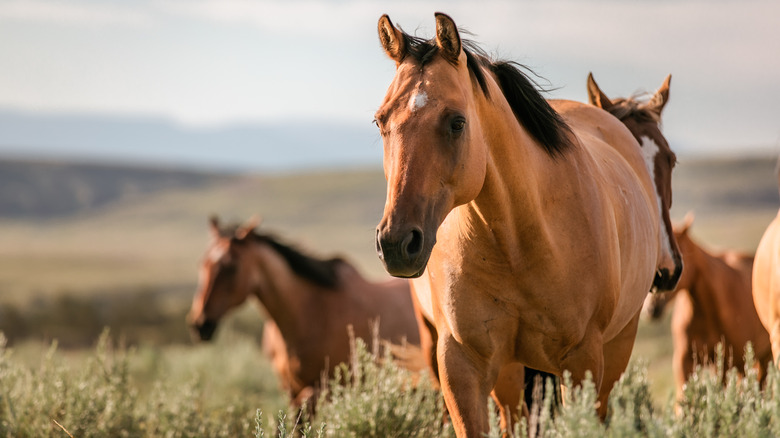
[0, 0, 152, 27]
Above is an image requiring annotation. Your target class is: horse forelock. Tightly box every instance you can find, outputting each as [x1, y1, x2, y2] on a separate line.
[609, 97, 661, 125]
[395, 27, 571, 158]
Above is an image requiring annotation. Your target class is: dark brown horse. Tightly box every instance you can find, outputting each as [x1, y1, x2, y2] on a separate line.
[374, 13, 666, 435]
[645, 215, 771, 401]
[187, 216, 420, 410]
[587, 73, 683, 292]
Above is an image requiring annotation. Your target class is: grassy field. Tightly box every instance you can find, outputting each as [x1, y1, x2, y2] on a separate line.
[0, 155, 778, 434]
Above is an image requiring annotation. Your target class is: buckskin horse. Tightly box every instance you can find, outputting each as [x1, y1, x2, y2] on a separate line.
[587, 73, 683, 292]
[187, 216, 420, 411]
[646, 214, 771, 401]
[373, 13, 673, 436]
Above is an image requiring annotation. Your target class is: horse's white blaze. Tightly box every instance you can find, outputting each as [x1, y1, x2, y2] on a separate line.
[640, 136, 673, 259]
[409, 88, 428, 112]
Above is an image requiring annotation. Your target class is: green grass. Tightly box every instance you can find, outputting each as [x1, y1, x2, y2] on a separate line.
[4, 330, 780, 437]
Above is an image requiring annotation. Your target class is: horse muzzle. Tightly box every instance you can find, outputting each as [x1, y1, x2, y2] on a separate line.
[652, 262, 683, 293]
[375, 226, 430, 278]
[190, 318, 218, 342]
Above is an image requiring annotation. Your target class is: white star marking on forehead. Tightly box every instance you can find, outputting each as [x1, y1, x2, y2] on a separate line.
[409, 86, 428, 112]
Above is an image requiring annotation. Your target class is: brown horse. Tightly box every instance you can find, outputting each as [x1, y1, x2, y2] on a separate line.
[187, 216, 420, 410]
[587, 73, 683, 292]
[373, 13, 667, 436]
[645, 215, 771, 401]
[753, 196, 780, 365]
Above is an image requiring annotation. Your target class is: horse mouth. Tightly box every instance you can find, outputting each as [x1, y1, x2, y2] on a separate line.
[191, 319, 218, 341]
[651, 266, 682, 293]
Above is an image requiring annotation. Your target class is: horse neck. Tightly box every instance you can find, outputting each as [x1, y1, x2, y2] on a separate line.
[682, 239, 738, 320]
[465, 91, 565, 263]
[245, 241, 322, 342]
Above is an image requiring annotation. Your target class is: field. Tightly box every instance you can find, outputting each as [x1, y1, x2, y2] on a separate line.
[1, 155, 779, 436]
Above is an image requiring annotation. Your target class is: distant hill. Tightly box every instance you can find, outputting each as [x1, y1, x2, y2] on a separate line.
[0, 159, 231, 218]
[0, 110, 381, 172]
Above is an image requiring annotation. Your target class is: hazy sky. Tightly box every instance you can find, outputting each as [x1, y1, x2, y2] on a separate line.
[0, 0, 778, 158]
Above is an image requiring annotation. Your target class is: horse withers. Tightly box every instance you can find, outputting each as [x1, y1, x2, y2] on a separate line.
[187, 216, 420, 411]
[374, 13, 665, 436]
[645, 214, 771, 402]
[587, 73, 683, 292]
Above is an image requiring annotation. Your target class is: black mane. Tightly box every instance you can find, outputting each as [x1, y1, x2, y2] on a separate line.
[256, 233, 344, 289]
[219, 224, 343, 289]
[399, 30, 572, 157]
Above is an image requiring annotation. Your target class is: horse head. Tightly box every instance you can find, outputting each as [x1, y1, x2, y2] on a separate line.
[187, 215, 259, 341]
[587, 73, 683, 292]
[374, 13, 489, 278]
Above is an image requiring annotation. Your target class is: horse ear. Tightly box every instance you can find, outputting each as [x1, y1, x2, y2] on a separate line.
[378, 14, 406, 64]
[235, 215, 262, 240]
[434, 12, 461, 63]
[586, 72, 614, 111]
[647, 74, 671, 116]
[680, 211, 695, 234]
[209, 215, 220, 238]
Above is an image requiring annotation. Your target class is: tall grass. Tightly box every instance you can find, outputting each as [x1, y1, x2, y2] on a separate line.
[3, 329, 780, 437]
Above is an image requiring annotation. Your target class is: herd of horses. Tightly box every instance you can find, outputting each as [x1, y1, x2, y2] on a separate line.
[186, 12, 780, 437]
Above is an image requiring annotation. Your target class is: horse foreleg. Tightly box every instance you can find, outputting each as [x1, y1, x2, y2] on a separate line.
[438, 334, 496, 437]
[598, 312, 641, 420]
[560, 332, 605, 418]
[491, 363, 525, 433]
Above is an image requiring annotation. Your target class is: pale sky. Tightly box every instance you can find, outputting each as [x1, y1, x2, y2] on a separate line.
[0, 0, 778, 160]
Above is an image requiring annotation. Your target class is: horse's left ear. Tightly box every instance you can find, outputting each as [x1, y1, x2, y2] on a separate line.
[647, 74, 671, 116]
[679, 211, 694, 234]
[235, 215, 262, 240]
[434, 12, 461, 63]
[586, 73, 614, 111]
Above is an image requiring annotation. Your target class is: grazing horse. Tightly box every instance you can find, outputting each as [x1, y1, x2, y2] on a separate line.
[587, 73, 683, 292]
[187, 216, 420, 410]
[645, 215, 771, 401]
[373, 13, 666, 436]
[753, 184, 780, 365]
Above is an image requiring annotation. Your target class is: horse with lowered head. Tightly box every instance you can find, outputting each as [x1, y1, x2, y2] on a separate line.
[645, 214, 771, 402]
[187, 216, 420, 411]
[373, 13, 672, 436]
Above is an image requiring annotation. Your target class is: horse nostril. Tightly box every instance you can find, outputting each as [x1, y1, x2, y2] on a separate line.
[403, 228, 424, 260]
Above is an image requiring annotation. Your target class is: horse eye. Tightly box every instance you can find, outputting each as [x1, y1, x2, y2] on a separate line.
[451, 118, 466, 133]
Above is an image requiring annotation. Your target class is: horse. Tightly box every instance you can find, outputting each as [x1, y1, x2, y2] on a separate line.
[753, 179, 780, 365]
[187, 216, 420, 411]
[373, 13, 670, 436]
[645, 214, 771, 402]
[586, 73, 683, 292]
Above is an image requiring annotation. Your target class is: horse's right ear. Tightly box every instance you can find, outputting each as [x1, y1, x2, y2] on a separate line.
[378, 14, 406, 64]
[586, 73, 614, 111]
